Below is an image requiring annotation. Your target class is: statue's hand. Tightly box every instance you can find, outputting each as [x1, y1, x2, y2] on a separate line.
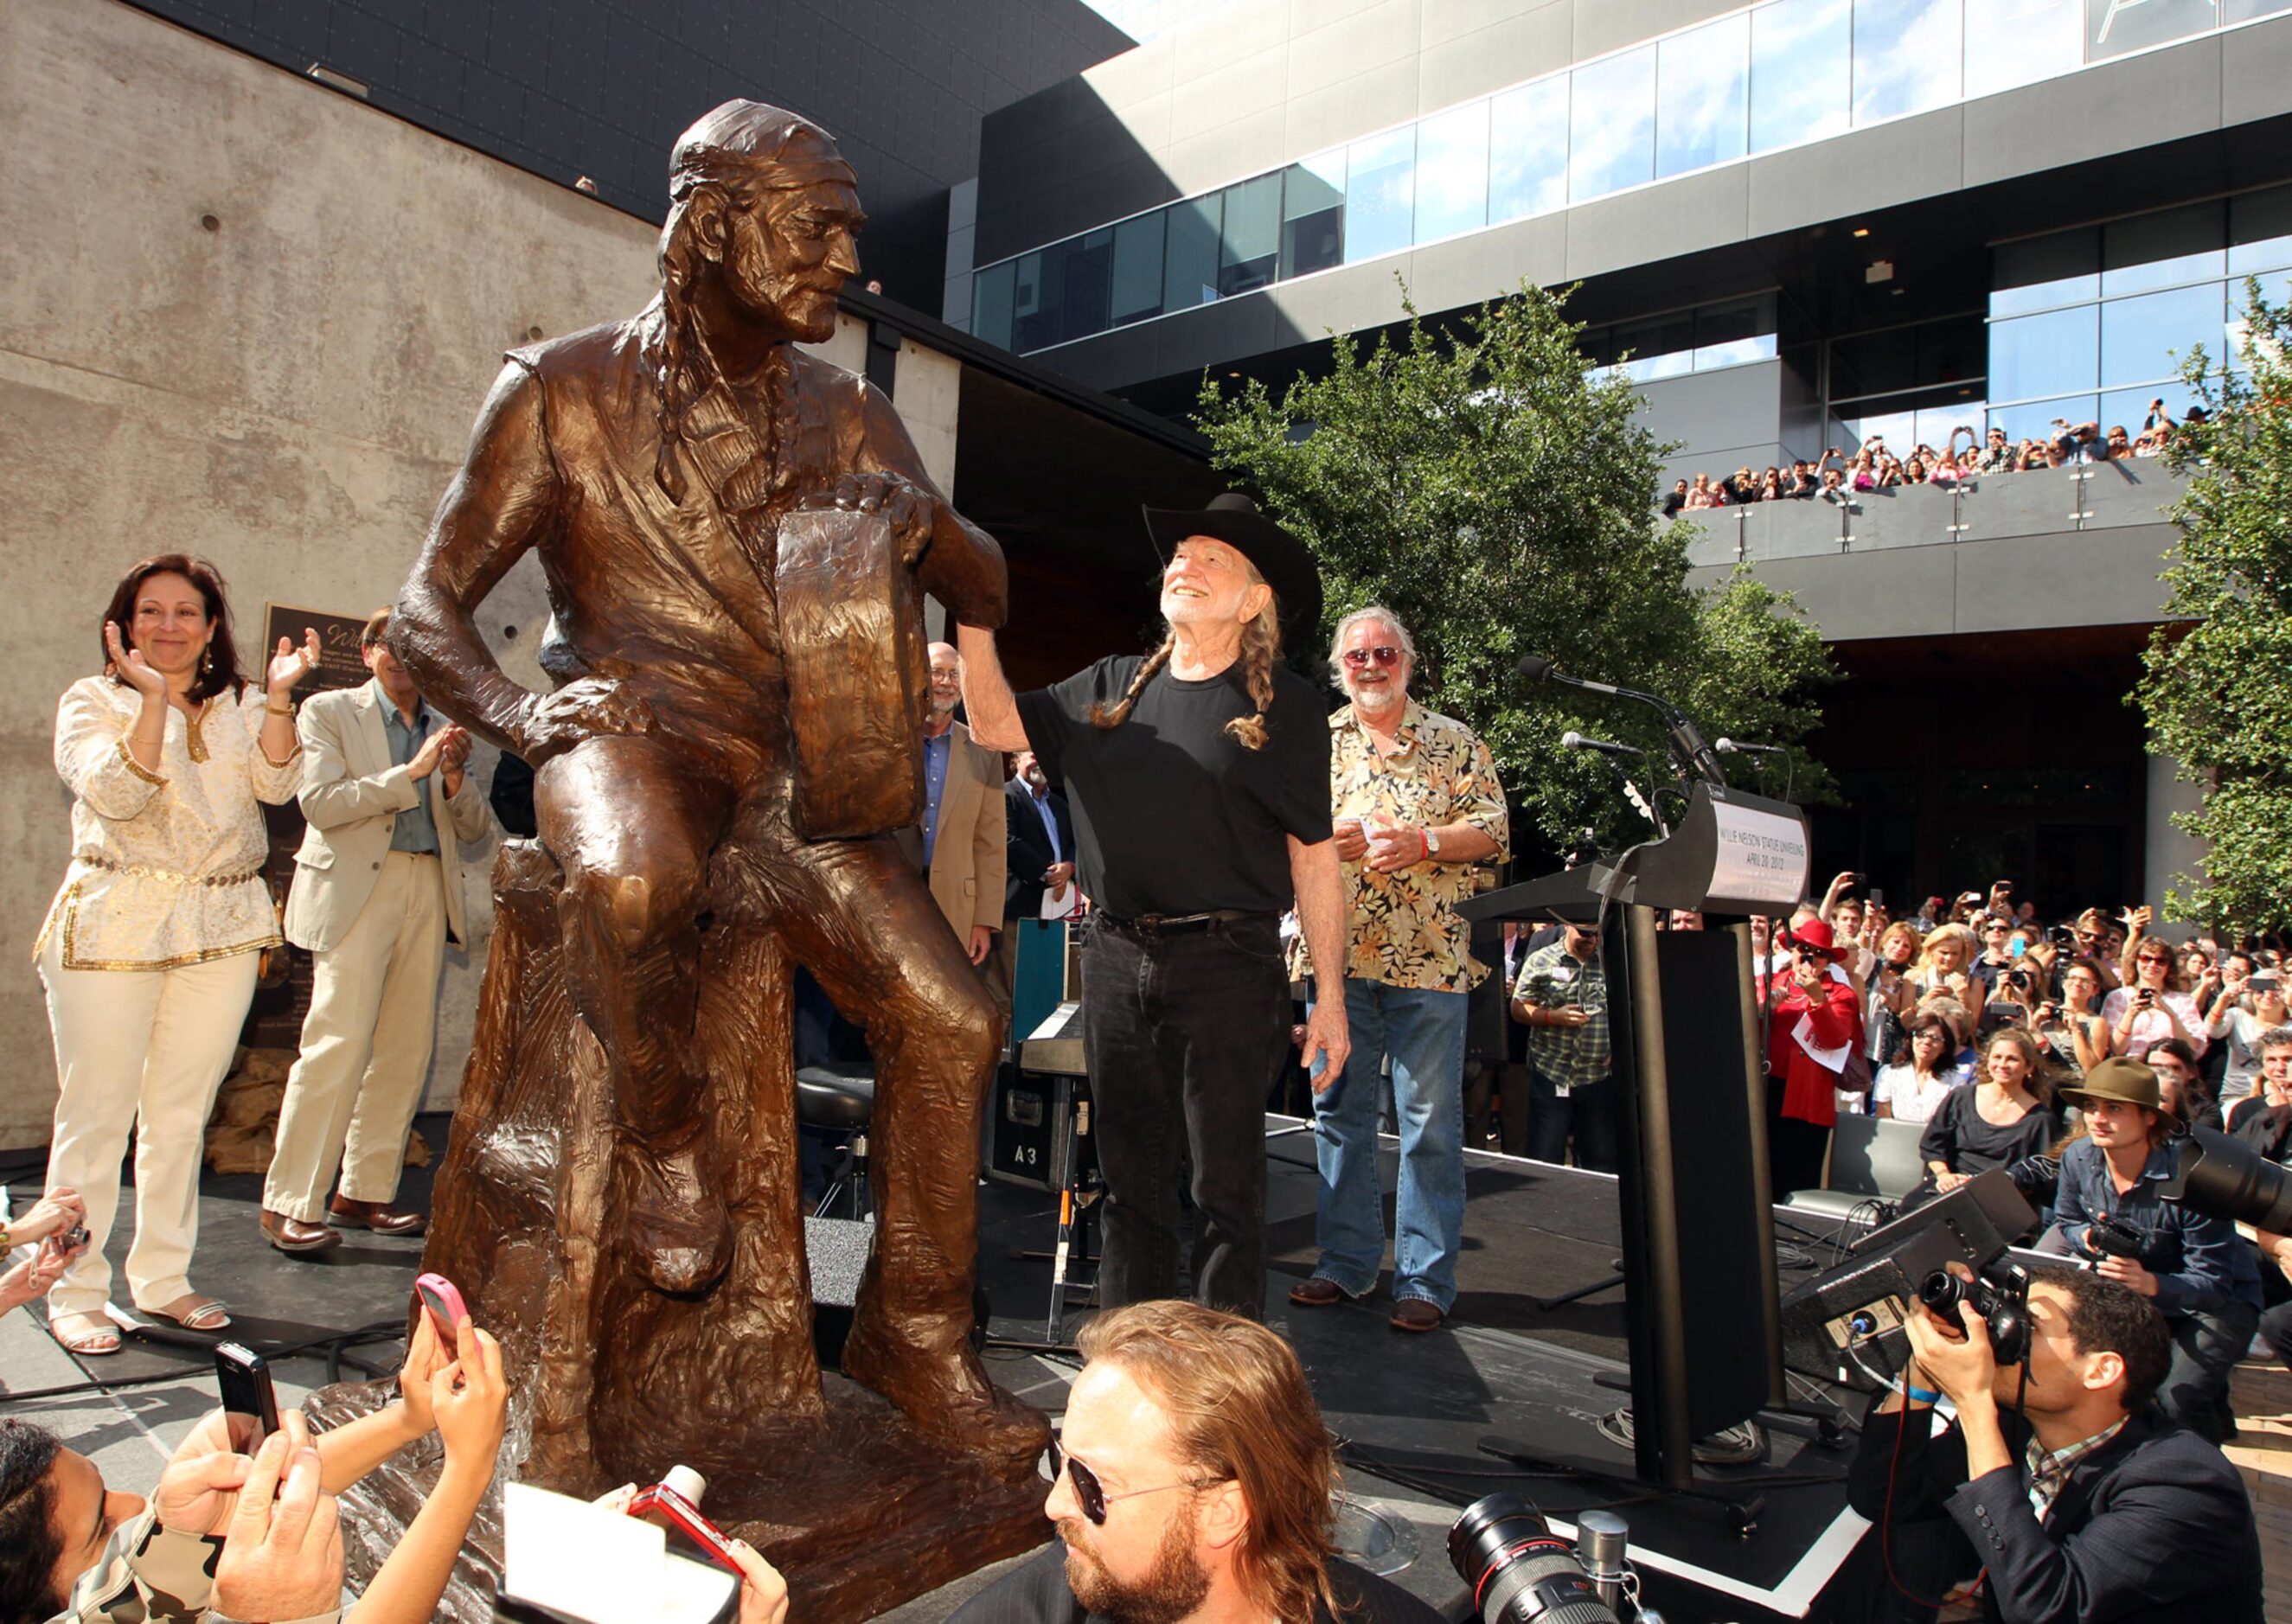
[515, 677, 655, 764]
[805, 471, 936, 566]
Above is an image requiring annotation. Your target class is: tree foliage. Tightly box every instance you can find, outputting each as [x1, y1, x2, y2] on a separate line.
[2142, 283, 2292, 930]
[1193, 282, 1836, 855]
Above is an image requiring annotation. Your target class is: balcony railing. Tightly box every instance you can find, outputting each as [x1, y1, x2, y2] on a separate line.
[1678, 462, 2186, 568]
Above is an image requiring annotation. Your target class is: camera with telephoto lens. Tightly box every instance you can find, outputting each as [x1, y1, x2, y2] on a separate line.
[2084, 1215, 2147, 1260]
[1450, 1494, 1660, 1624]
[1918, 1265, 2031, 1365]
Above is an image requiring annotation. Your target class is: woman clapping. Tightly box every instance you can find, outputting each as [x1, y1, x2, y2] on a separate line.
[35, 556, 316, 1354]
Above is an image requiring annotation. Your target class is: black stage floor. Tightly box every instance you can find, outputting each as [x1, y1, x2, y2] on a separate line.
[12, 1114, 1881, 1621]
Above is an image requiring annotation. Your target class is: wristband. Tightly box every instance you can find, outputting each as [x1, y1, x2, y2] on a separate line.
[266, 700, 296, 716]
[1903, 1382, 1943, 1405]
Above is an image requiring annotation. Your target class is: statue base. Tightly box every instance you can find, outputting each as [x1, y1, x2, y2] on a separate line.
[311, 1375, 1052, 1623]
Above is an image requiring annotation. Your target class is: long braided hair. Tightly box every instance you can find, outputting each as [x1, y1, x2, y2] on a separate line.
[1089, 575, 1281, 751]
[646, 182, 739, 503]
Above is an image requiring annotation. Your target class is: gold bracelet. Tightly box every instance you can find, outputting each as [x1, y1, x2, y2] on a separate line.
[266, 700, 295, 716]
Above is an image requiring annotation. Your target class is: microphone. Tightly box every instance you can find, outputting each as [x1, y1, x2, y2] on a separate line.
[1562, 730, 1642, 758]
[1521, 655, 1725, 787]
[1716, 738, 1786, 757]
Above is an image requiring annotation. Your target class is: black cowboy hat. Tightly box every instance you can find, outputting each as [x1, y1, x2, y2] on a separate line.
[1140, 491, 1322, 648]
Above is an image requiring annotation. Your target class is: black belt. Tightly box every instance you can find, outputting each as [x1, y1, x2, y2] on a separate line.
[1095, 908, 1272, 937]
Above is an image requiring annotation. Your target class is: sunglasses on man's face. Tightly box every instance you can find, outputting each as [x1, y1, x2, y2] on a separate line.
[1341, 645, 1405, 669]
[1050, 1441, 1217, 1525]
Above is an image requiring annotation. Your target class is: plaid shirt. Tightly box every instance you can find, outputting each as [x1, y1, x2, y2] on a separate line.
[2025, 1416, 2127, 1522]
[1514, 939, 1611, 1090]
[1286, 700, 1509, 993]
[50, 1506, 341, 1624]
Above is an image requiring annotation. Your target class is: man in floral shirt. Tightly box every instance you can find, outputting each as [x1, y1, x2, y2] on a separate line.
[1288, 608, 1508, 1332]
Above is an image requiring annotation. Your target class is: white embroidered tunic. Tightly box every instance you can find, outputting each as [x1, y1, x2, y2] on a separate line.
[35, 676, 301, 969]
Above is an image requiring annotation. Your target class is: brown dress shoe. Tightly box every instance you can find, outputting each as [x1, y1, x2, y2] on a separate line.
[1288, 1276, 1348, 1307]
[261, 1208, 342, 1255]
[1390, 1298, 1446, 1333]
[327, 1198, 426, 1236]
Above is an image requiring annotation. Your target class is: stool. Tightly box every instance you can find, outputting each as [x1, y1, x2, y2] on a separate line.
[797, 1061, 877, 1218]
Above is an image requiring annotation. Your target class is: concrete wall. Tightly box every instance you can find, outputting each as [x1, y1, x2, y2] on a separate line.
[0, 0, 934, 1149]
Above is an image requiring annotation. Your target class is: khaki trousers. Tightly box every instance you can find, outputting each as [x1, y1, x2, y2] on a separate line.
[39, 932, 259, 1316]
[264, 851, 448, 1220]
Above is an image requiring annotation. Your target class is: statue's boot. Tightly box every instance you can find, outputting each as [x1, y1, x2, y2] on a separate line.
[624, 1126, 732, 1294]
[843, 1305, 1051, 1467]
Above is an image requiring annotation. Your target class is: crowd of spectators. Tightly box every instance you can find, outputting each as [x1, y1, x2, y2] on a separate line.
[1754, 873, 2292, 1444]
[1658, 400, 2196, 516]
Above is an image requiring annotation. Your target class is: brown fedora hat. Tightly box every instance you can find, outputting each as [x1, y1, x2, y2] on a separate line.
[1141, 491, 1322, 647]
[2061, 1056, 2162, 1115]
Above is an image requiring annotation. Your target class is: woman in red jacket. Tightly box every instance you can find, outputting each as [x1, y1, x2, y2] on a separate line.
[1767, 918, 1863, 1195]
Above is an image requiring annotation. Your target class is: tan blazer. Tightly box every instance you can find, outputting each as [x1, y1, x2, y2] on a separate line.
[894, 719, 1007, 941]
[284, 682, 494, 953]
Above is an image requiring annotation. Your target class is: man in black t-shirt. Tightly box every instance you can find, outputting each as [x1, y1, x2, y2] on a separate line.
[949, 1301, 1446, 1624]
[957, 492, 1348, 1317]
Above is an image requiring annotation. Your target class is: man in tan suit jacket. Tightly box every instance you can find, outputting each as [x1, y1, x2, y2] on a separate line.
[260, 610, 494, 1253]
[894, 642, 1006, 966]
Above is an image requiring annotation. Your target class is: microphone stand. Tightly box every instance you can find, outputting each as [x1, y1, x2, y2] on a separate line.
[1521, 656, 1728, 793]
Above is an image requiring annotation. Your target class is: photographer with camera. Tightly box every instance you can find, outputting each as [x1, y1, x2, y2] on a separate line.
[1847, 1263, 2262, 1623]
[2046, 1058, 2261, 1442]
[2033, 959, 2110, 1077]
[2103, 923, 2206, 1063]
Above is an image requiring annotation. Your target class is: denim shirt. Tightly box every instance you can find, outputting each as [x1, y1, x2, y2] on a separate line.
[2052, 1137, 2263, 1315]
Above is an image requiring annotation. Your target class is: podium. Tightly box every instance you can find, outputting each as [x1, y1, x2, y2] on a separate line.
[1460, 783, 1810, 1493]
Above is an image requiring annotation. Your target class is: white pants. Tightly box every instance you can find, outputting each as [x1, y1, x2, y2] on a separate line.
[265, 851, 448, 1219]
[39, 931, 259, 1316]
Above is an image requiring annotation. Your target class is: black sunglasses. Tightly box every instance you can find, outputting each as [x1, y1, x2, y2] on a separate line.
[1050, 1440, 1226, 1525]
[1341, 645, 1404, 669]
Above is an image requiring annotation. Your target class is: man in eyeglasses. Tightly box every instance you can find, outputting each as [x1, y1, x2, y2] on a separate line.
[1286, 608, 1506, 1333]
[949, 1300, 1443, 1624]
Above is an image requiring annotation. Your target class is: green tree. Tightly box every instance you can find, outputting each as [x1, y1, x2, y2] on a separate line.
[2141, 283, 2292, 930]
[1194, 283, 1835, 855]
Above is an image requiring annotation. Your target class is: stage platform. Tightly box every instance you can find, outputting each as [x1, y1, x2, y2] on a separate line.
[3, 1112, 1917, 1621]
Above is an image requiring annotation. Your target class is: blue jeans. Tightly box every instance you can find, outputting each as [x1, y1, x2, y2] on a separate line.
[1527, 1070, 1618, 1174]
[1308, 979, 1469, 1311]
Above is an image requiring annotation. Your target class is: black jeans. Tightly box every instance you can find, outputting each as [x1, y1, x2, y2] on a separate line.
[1080, 912, 1290, 1320]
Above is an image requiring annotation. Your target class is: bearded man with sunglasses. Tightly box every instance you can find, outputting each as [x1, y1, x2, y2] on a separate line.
[950, 1301, 1443, 1624]
[1287, 607, 1507, 1333]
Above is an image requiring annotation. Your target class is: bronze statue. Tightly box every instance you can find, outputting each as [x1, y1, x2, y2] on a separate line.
[363, 100, 1049, 1617]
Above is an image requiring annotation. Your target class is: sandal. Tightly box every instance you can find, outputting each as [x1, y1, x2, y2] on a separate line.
[143, 1293, 231, 1332]
[48, 1310, 121, 1356]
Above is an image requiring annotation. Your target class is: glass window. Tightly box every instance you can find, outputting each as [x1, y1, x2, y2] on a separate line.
[1281, 151, 1347, 279]
[2087, 0, 2223, 61]
[1842, 406, 1917, 453]
[1853, 0, 1962, 125]
[1415, 101, 1490, 242]
[971, 259, 1015, 350]
[1163, 195, 1221, 316]
[2101, 281, 2225, 387]
[1962, 0, 2079, 99]
[1010, 251, 1045, 347]
[1986, 393, 2097, 444]
[1915, 403, 1988, 452]
[1615, 309, 1697, 380]
[1111, 211, 1165, 326]
[2230, 185, 2292, 277]
[1489, 77, 1568, 222]
[1569, 46, 1655, 203]
[1991, 229, 2098, 316]
[1751, 0, 1851, 152]
[1218, 174, 1281, 297]
[1656, 14, 1748, 179]
[1014, 235, 1112, 351]
[2100, 383, 2199, 438]
[1693, 298, 1773, 369]
[2101, 202, 2224, 297]
[1344, 127, 1416, 264]
[1832, 326, 1920, 399]
[1988, 304, 2098, 401]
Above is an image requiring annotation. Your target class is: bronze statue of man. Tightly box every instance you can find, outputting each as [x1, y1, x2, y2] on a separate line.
[390, 101, 1038, 1466]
